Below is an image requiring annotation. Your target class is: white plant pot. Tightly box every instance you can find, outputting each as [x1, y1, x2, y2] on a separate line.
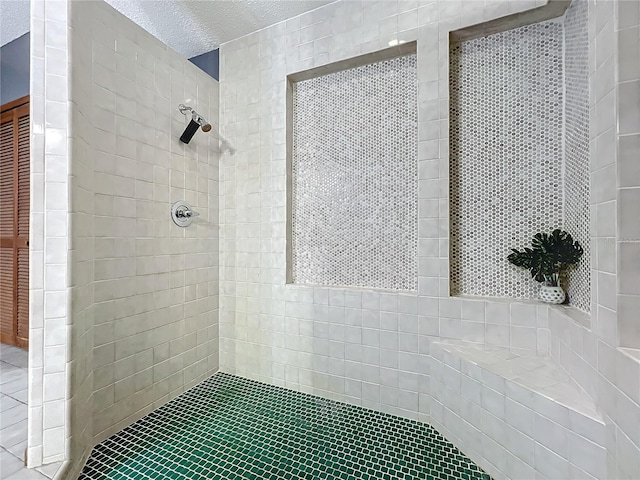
[539, 285, 565, 304]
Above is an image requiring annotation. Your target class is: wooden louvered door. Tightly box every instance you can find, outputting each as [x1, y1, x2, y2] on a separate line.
[1, 96, 29, 349]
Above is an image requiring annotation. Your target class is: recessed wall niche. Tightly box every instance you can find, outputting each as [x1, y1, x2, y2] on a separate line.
[449, 1, 591, 312]
[287, 45, 418, 291]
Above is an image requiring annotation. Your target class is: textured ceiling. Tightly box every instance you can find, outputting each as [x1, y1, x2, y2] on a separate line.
[0, 0, 30, 48]
[106, 0, 334, 57]
[0, 0, 333, 57]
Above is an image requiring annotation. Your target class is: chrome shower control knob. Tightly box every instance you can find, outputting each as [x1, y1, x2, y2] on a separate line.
[171, 201, 199, 227]
[176, 208, 199, 218]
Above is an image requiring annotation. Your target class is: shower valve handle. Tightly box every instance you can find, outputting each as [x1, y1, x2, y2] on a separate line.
[171, 201, 200, 227]
[176, 207, 199, 218]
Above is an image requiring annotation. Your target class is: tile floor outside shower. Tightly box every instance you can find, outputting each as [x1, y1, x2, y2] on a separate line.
[80, 372, 492, 480]
[0, 344, 62, 479]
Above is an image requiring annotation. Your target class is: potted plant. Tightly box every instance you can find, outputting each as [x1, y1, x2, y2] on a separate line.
[507, 229, 583, 304]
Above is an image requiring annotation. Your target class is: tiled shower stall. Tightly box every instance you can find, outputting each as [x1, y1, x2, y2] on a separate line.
[25, 0, 640, 478]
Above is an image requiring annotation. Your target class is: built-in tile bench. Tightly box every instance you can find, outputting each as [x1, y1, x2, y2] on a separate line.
[429, 341, 606, 480]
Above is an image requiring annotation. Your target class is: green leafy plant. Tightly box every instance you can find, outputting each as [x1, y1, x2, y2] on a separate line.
[507, 229, 583, 286]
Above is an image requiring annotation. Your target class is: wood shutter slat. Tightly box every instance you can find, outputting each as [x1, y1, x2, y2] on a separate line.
[0, 116, 15, 344]
[0, 246, 14, 338]
[16, 248, 28, 343]
[0, 99, 29, 348]
[0, 120, 14, 238]
[17, 114, 29, 238]
[16, 110, 29, 347]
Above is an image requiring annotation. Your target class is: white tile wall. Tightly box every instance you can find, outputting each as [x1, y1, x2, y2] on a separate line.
[220, 0, 548, 408]
[430, 341, 607, 480]
[219, 0, 640, 478]
[29, 0, 220, 471]
[29, 0, 71, 467]
[81, 0, 221, 447]
[614, 1, 640, 478]
[616, 0, 640, 352]
[27, 0, 640, 477]
[549, 1, 640, 479]
[67, 0, 95, 474]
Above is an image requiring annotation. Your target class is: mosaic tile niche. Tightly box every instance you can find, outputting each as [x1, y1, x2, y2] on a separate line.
[563, 0, 590, 313]
[290, 53, 418, 291]
[449, 21, 565, 299]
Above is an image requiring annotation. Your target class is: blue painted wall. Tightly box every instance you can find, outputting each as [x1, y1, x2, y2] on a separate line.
[1, 33, 30, 106]
[189, 49, 219, 81]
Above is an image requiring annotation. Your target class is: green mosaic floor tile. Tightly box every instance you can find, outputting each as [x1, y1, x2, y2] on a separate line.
[80, 373, 492, 480]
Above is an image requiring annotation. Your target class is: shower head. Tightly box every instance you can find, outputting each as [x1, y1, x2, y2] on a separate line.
[177, 103, 236, 154]
[178, 104, 211, 143]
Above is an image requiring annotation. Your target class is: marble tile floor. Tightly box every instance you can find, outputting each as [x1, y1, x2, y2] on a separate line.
[0, 344, 61, 479]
